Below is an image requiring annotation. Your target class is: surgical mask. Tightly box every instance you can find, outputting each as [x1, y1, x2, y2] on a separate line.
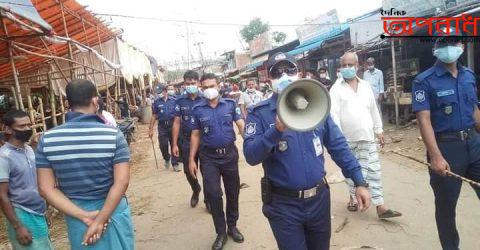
[203, 88, 219, 100]
[319, 73, 327, 78]
[271, 73, 298, 93]
[12, 129, 33, 142]
[433, 46, 464, 64]
[186, 85, 198, 94]
[247, 88, 256, 94]
[340, 66, 357, 79]
[167, 90, 175, 96]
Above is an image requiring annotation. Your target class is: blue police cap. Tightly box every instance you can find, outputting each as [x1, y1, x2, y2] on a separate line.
[434, 27, 463, 47]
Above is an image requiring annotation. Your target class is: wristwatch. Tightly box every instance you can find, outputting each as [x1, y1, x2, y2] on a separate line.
[355, 181, 369, 188]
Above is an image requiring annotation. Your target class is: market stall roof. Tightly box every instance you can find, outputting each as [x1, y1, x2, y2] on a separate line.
[0, 0, 51, 31]
[288, 23, 349, 56]
[0, 0, 121, 80]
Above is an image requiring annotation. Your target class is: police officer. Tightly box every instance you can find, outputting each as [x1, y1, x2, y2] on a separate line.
[172, 70, 209, 209]
[149, 84, 180, 171]
[243, 52, 371, 250]
[189, 73, 245, 250]
[412, 29, 480, 250]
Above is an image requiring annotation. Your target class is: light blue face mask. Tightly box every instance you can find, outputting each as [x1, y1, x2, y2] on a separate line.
[186, 85, 198, 94]
[340, 66, 357, 79]
[433, 45, 464, 64]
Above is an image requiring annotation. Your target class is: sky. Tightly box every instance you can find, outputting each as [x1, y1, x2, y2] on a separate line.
[79, 0, 382, 69]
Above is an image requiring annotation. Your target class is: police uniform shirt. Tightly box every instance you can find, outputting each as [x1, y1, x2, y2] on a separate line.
[174, 94, 202, 137]
[412, 62, 478, 133]
[153, 96, 177, 121]
[191, 98, 242, 148]
[243, 95, 365, 190]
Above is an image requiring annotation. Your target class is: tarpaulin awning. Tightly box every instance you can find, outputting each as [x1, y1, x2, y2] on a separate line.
[0, 0, 52, 31]
[288, 24, 349, 56]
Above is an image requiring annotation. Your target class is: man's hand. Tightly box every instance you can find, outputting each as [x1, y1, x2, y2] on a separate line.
[377, 133, 385, 148]
[430, 155, 450, 177]
[189, 159, 198, 179]
[80, 210, 99, 226]
[355, 186, 371, 212]
[148, 128, 154, 139]
[15, 226, 32, 246]
[82, 220, 105, 246]
[275, 116, 287, 132]
[172, 144, 180, 158]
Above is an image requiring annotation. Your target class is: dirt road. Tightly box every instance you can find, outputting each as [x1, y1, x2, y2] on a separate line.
[2, 124, 479, 250]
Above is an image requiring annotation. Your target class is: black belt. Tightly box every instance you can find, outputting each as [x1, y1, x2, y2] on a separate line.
[271, 179, 328, 199]
[201, 143, 236, 155]
[436, 128, 476, 142]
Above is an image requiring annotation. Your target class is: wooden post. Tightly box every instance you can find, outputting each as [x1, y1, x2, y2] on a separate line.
[131, 81, 137, 106]
[2, 18, 24, 110]
[11, 86, 19, 110]
[59, 92, 65, 124]
[114, 70, 119, 117]
[38, 98, 47, 131]
[59, 0, 76, 79]
[27, 96, 37, 138]
[391, 39, 399, 127]
[47, 74, 57, 127]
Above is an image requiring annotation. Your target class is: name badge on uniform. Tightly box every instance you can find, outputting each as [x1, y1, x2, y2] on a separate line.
[436, 89, 454, 97]
[278, 140, 288, 152]
[313, 136, 323, 156]
[444, 105, 453, 115]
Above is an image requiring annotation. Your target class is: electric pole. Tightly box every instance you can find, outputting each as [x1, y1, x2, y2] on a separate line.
[194, 42, 205, 71]
[185, 22, 191, 69]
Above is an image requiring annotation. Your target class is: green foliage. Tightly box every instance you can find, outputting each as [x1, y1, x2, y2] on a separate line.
[240, 18, 270, 43]
[272, 31, 287, 45]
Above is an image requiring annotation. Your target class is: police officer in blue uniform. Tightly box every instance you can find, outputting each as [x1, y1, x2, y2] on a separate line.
[412, 29, 480, 250]
[149, 85, 180, 171]
[172, 70, 209, 209]
[189, 73, 245, 250]
[243, 52, 371, 250]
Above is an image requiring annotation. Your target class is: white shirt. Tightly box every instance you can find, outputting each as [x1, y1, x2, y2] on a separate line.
[330, 77, 383, 142]
[101, 110, 117, 127]
[363, 68, 384, 98]
[239, 90, 264, 107]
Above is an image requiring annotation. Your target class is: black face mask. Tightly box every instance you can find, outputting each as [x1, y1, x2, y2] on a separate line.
[12, 129, 33, 142]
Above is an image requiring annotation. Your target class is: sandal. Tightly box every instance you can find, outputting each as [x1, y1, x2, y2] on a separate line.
[378, 209, 402, 219]
[347, 201, 358, 212]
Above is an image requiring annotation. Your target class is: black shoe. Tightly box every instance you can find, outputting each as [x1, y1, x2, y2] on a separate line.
[205, 201, 212, 214]
[190, 190, 200, 208]
[211, 234, 227, 250]
[227, 227, 244, 243]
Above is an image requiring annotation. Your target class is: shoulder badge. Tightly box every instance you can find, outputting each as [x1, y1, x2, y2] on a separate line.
[278, 140, 288, 152]
[245, 123, 256, 136]
[415, 90, 425, 102]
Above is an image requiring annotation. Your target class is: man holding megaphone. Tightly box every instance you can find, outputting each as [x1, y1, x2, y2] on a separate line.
[243, 52, 371, 250]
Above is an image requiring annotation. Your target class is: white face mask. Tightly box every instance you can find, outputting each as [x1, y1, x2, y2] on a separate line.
[271, 73, 298, 93]
[203, 88, 219, 100]
[319, 73, 327, 78]
[167, 90, 175, 96]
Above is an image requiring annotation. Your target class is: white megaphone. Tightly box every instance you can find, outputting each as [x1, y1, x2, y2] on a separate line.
[277, 78, 331, 131]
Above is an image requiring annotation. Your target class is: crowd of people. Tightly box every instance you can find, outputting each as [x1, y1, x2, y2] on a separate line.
[0, 29, 479, 250]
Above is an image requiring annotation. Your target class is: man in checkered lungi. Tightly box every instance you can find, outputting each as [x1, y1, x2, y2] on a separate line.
[330, 52, 401, 219]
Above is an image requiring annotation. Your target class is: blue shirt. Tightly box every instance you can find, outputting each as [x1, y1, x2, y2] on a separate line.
[412, 62, 478, 133]
[191, 98, 242, 148]
[363, 68, 384, 98]
[35, 112, 130, 200]
[153, 96, 177, 122]
[243, 95, 365, 190]
[0, 143, 46, 215]
[174, 94, 202, 137]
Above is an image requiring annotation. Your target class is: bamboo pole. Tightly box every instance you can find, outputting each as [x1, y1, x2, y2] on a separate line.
[1, 17, 24, 110]
[27, 96, 37, 138]
[391, 39, 399, 127]
[47, 73, 57, 127]
[131, 81, 137, 106]
[59, 92, 65, 124]
[38, 98, 47, 131]
[95, 26, 110, 110]
[59, 0, 76, 79]
[11, 86, 19, 110]
[114, 70, 119, 117]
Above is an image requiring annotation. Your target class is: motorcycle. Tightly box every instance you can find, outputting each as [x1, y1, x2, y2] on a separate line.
[117, 118, 136, 146]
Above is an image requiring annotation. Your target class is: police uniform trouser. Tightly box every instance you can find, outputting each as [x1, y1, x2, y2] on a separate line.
[262, 186, 331, 250]
[157, 120, 178, 165]
[199, 144, 240, 235]
[181, 137, 201, 193]
[430, 131, 480, 250]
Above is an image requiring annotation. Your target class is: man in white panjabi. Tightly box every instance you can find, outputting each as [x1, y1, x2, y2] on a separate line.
[330, 52, 401, 219]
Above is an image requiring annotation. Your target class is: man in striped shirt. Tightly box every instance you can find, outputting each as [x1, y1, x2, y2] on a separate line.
[35, 79, 134, 249]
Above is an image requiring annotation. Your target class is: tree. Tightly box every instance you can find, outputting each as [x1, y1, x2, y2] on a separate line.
[240, 18, 270, 43]
[272, 31, 287, 46]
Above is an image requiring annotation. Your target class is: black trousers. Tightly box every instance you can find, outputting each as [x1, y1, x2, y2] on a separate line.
[199, 145, 240, 235]
[157, 121, 178, 166]
[181, 138, 201, 192]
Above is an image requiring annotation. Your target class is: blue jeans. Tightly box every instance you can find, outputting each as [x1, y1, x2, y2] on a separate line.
[262, 187, 331, 250]
[429, 132, 480, 250]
